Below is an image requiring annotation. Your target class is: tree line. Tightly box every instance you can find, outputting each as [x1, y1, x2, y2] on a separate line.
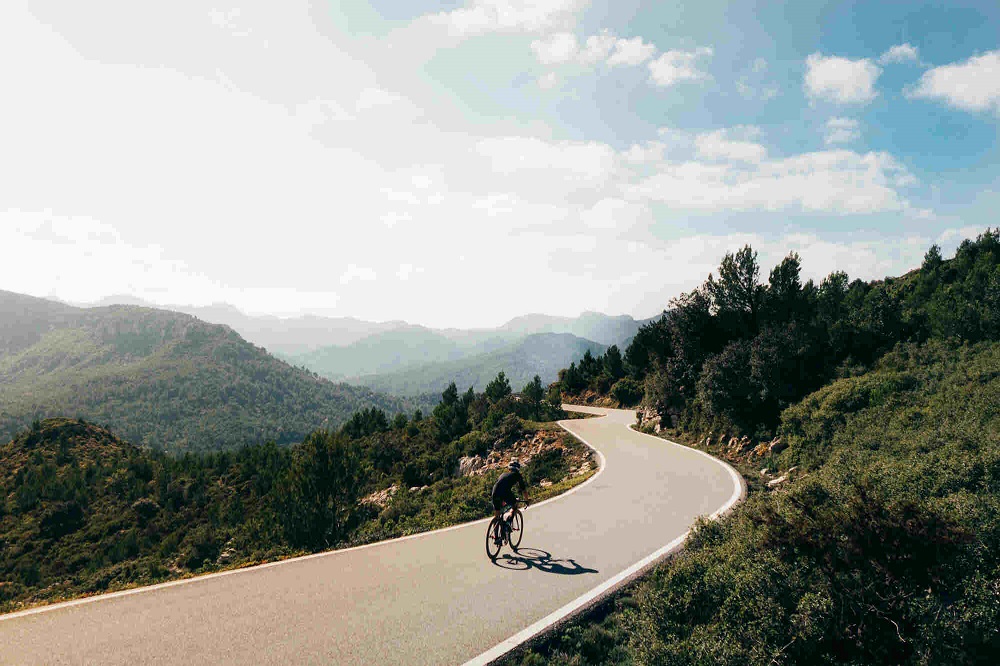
[561, 229, 1000, 439]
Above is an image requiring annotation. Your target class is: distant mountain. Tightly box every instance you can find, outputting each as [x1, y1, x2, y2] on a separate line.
[0, 291, 412, 453]
[86, 295, 402, 355]
[499, 311, 643, 347]
[358, 333, 607, 396]
[84, 296, 651, 384]
[293, 326, 466, 379]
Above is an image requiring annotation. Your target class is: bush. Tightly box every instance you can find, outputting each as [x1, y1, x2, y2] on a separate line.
[610, 378, 644, 407]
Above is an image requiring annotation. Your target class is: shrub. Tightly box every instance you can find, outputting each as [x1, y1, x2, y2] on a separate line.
[610, 378, 644, 407]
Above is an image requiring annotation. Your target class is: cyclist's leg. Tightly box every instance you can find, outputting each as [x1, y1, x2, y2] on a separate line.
[491, 494, 505, 538]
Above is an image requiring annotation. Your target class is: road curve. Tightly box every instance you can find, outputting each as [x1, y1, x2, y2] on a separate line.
[0, 406, 744, 665]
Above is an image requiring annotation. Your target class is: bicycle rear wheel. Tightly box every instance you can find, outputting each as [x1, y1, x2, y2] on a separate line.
[508, 509, 523, 550]
[486, 517, 502, 560]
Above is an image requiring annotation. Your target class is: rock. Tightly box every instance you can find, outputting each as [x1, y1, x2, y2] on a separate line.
[636, 407, 659, 431]
[760, 467, 769, 477]
[539, 479, 553, 488]
[217, 546, 236, 565]
[767, 475, 788, 488]
[361, 484, 398, 509]
[457, 455, 484, 477]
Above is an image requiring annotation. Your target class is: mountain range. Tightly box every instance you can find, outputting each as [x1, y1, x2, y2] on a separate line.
[0, 291, 416, 453]
[81, 295, 654, 395]
[357, 332, 607, 397]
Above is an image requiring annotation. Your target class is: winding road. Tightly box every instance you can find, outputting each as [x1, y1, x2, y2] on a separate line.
[0, 406, 744, 665]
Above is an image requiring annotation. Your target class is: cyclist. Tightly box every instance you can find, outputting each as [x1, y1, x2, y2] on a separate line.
[491, 458, 528, 535]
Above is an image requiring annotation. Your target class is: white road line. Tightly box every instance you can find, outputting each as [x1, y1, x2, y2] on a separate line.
[0, 419, 608, 622]
[462, 413, 746, 666]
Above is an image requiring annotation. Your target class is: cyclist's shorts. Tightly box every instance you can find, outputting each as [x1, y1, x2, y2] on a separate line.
[492, 492, 515, 512]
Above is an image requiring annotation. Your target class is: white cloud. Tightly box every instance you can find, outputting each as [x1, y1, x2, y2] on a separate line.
[0, 3, 941, 328]
[804, 53, 881, 104]
[909, 51, 1000, 115]
[340, 264, 377, 285]
[537, 71, 560, 89]
[824, 117, 861, 145]
[648, 47, 713, 87]
[475, 136, 617, 185]
[578, 32, 617, 65]
[694, 128, 767, 163]
[879, 43, 919, 65]
[530, 31, 578, 64]
[425, 0, 588, 37]
[607, 36, 657, 67]
[629, 137, 915, 215]
[530, 30, 657, 68]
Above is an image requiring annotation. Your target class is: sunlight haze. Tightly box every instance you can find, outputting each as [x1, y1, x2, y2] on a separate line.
[1, 0, 997, 328]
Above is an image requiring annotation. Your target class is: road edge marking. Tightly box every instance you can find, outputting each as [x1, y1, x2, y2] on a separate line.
[462, 409, 746, 666]
[0, 416, 608, 622]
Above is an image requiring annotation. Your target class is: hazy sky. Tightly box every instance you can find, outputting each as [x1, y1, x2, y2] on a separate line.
[2, 1, 997, 328]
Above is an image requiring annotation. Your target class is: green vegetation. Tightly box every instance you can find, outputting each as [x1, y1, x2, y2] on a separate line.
[0, 373, 589, 613]
[0, 292, 423, 453]
[290, 325, 472, 380]
[358, 332, 606, 397]
[519, 230, 1000, 665]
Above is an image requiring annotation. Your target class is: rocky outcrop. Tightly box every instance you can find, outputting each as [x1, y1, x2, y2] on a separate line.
[360, 485, 398, 509]
[636, 407, 661, 432]
[457, 455, 484, 477]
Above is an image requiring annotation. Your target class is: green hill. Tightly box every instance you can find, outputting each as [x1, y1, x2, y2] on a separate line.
[0, 292, 411, 453]
[291, 325, 471, 380]
[358, 333, 607, 396]
[518, 229, 1000, 665]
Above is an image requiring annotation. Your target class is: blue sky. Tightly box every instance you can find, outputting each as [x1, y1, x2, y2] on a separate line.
[1, 1, 997, 327]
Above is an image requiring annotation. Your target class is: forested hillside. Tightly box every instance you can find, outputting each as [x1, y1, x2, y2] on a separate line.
[357, 333, 606, 396]
[0, 292, 414, 453]
[519, 229, 1000, 665]
[0, 374, 587, 612]
[561, 229, 999, 436]
[291, 325, 476, 380]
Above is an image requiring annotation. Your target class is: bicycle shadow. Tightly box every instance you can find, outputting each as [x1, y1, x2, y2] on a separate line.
[493, 547, 599, 576]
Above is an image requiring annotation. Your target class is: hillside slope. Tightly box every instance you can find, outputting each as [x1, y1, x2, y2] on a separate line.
[292, 326, 472, 380]
[0, 292, 408, 452]
[358, 332, 606, 396]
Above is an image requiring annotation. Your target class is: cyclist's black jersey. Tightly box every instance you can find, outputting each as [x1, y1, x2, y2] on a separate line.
[492, 469, 526, 500]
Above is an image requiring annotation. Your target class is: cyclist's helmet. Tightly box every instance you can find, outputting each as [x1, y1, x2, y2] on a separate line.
[508, 458, 521, 471]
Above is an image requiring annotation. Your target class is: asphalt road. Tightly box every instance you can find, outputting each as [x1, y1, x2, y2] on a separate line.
[0, 406, 744, 665]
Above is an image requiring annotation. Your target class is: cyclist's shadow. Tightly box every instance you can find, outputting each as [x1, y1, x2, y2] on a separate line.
[493, 547, 599, 575]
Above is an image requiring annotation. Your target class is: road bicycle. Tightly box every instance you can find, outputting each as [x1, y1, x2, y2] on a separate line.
[486, 500, 524, 560]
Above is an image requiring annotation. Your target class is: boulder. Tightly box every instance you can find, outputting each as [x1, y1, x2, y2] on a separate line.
[769, 437, 788, 454]
[361, 484, 398, 508]
[457, 455, 484, 477]
[767, 475, 788, 488]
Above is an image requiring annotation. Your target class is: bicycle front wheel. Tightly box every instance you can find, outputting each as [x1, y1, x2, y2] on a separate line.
[486, 517, 502, 560]
[509, 509, 523, 550]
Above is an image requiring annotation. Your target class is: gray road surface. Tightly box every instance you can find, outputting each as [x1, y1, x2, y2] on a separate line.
[0, 406, 743, 665]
